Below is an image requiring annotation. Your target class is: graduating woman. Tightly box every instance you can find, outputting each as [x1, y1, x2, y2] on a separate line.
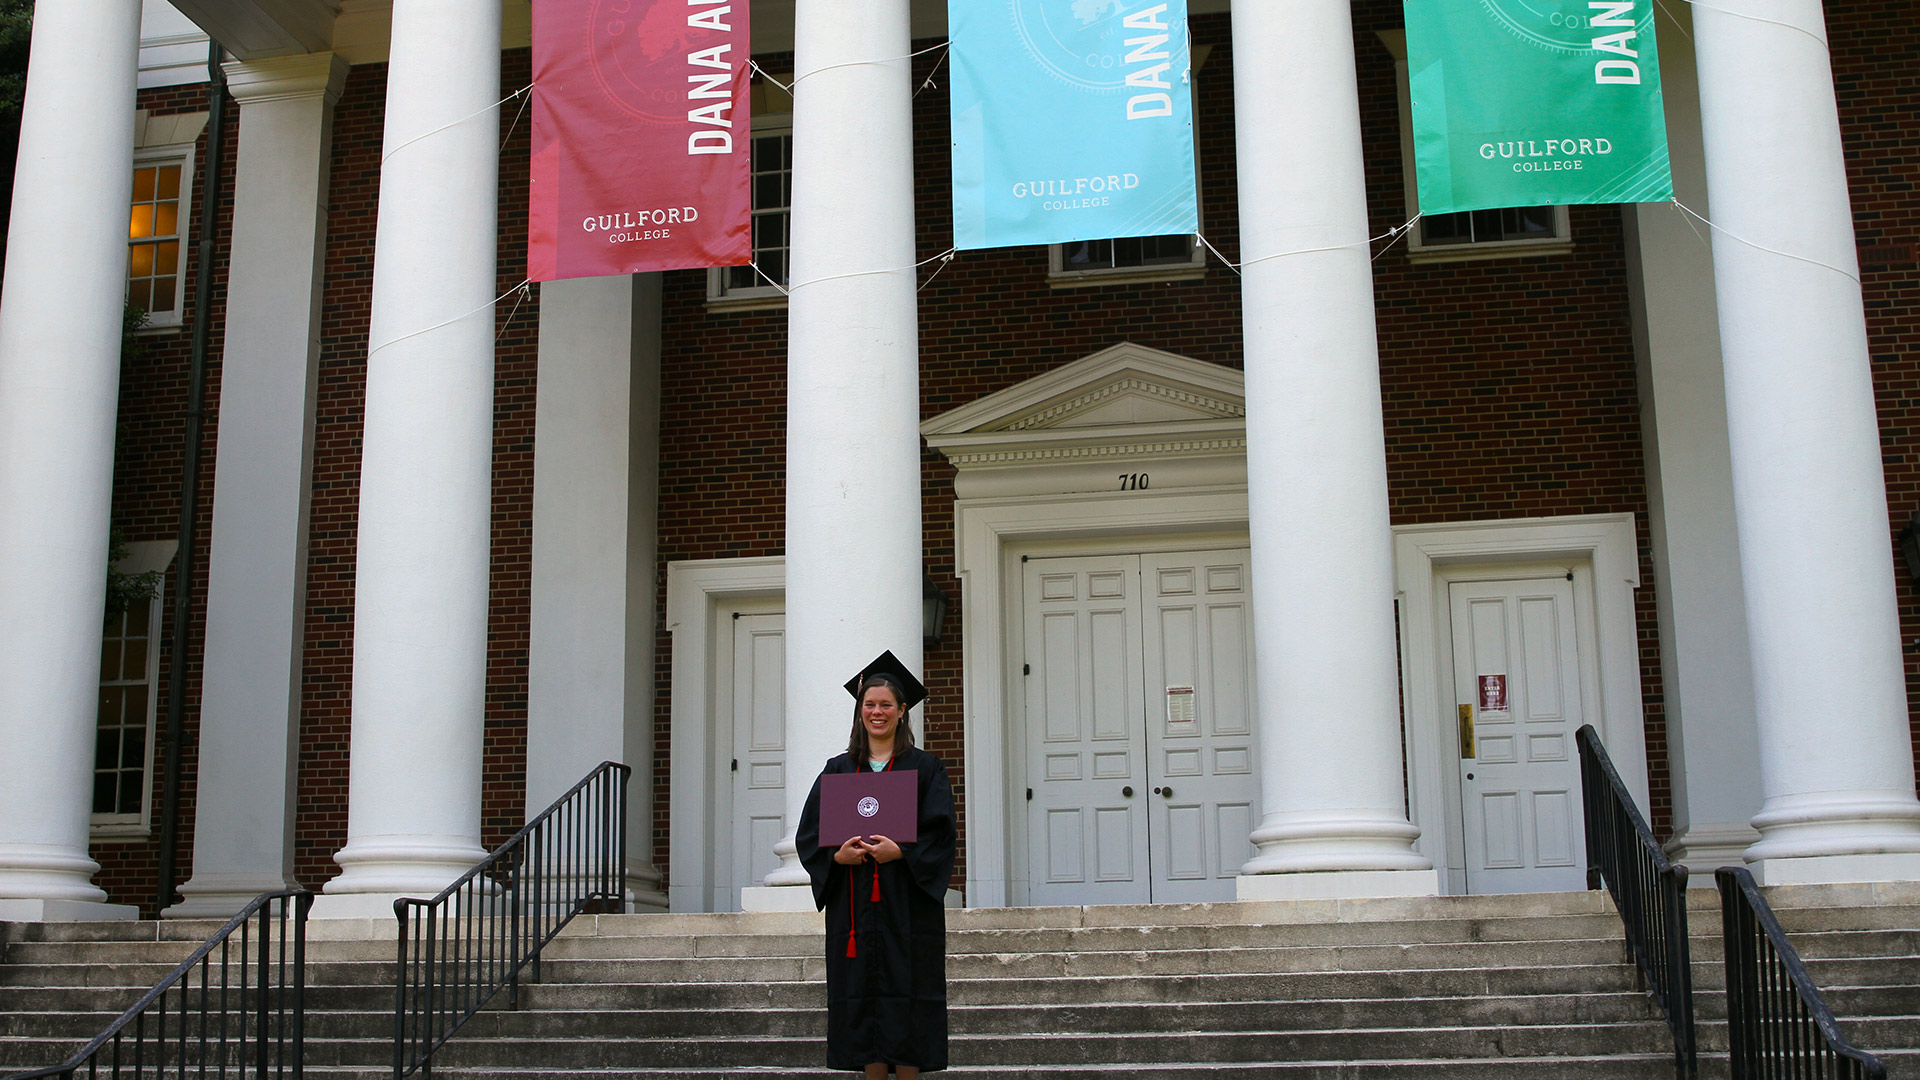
[797, 651, 957, 1078]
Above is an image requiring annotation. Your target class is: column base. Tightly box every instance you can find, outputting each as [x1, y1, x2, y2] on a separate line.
[0, 898, 139, 922]
[1664, 823, 1762, 885]
[1236, 868, 1441, 902]
[165, 872, 302, 919]
[740, 884, 818, 912]
[1747, 852, 1920, 887]
[626, 865, 668, 913]
[0, 845, 112, 904]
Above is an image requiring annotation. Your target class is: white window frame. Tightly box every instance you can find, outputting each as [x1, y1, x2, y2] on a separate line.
[1046, 229, 1207, 287]
[92, 578, 165, 839]
[707, 113, 793, 311]
[128, 140, 199, 330]
[1378, 30, 1574, 264]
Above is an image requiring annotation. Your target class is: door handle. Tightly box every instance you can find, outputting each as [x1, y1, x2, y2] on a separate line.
[1122, 786, 1133, 798]
[1154, 786, 1173, 798]
[1457, 703, 1476, 759]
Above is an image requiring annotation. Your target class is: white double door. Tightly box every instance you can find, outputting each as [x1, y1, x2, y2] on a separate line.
[1024, 550, 1259, 906]
[1449, 576, 1588, 894]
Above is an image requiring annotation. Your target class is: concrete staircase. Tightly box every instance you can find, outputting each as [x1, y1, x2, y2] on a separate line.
[3, 883, 1917, 1079]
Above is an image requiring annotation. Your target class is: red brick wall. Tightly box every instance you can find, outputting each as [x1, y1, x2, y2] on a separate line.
[1832, 2, 1920, 792]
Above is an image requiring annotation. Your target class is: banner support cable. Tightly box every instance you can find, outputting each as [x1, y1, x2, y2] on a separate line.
[383, 82, 533, 167]
[368, 277, 534, 362]
[750, 42, 949, 98]
[1668, 199, 1861, 283]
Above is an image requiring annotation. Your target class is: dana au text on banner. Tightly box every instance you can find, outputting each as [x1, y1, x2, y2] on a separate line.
[529, 0, 751, 281]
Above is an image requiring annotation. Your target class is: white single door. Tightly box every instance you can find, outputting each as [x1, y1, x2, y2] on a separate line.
[729, 612, 787, 910]
[1024, 555, 1151, 906]
[1141, 550, 1259, 903]
[1450, 577, 1587, 894]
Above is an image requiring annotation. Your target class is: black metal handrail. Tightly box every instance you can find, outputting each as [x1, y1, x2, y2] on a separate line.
[393, 760, 630, 1079]
[1576, 724, 1696, 1078]
[3, 889, 312, 1080]
[1716, 866, 1887, 1079]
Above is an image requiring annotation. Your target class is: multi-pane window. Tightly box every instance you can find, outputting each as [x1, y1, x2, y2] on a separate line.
[1419, 206, 1560, 248]
[94, 595, 159, 828]
[711, 127, 792, 302]
[128, 161, 185, 320]
[1054, 234, 1202, 278]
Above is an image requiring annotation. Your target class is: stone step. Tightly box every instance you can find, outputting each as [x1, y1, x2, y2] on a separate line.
[201, 1057, 1699, 1079]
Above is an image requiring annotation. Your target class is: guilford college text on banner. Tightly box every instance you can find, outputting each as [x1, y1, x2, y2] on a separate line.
[950, 0, 1199, 251]
[1406, 0, 1673, 214]
[529, 0, 752, 281]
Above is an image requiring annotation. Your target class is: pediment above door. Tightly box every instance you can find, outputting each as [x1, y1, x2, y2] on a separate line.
[922, 342, 1246, 498]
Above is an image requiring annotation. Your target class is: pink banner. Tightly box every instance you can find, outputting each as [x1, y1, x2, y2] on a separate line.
[530, 0, 751, 281]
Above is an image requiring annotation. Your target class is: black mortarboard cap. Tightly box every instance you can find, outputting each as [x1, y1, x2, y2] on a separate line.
[843, 650, 928, 711]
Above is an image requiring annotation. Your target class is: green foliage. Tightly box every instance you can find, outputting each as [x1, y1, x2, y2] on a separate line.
[0, 0, 29, 119]
[105, 526, 162, 618]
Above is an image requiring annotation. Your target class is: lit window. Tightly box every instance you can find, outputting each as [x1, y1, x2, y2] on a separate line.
[1379, 30, 1573, 262]
[94, 590, 162, 834]
[128, 159, 186, 321]
[710, 125, 793, 304]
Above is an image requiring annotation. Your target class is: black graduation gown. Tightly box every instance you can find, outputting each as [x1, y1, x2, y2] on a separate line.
[797, 746, 957, 1072]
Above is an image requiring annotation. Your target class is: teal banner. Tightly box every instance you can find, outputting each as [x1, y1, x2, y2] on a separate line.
[950, 0, 1198, 251]
[1406, 0, 1673, 214]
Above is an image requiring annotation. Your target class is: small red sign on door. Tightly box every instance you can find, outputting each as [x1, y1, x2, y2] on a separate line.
[1478, 674, 1508, 712]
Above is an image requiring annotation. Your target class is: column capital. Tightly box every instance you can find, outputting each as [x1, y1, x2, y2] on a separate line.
[224, 52, 349, 107]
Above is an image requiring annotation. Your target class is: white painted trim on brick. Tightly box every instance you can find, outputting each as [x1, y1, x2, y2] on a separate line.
[955, 489, 1252, 907]
[1393, 513, 1645, 894]
[665, 556, 784, 913]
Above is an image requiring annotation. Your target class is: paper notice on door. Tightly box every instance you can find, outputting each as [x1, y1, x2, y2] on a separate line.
[1478, 673, 1508, 712]
[1166, 685, 1197, 729]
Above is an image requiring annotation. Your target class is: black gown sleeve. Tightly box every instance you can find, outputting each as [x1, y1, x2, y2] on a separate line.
[797, 756, 846, 911]
[897, 749, 957, 903]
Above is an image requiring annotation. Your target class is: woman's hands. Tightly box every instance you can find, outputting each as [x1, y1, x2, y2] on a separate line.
[832, 835, 904, 865]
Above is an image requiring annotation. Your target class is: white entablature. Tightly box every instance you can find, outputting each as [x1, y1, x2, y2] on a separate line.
[921, 342, 1247, 498]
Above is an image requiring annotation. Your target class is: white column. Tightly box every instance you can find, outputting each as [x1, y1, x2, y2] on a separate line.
[1620, 4, 1760, 879]
[742, 0, 922, 910]
[527, 272, 667, 913]
[313, 0, 502, 917]
[0, 0, 143, 922]
[1694, 0, 1920, 884]
[1231, 0, 1436, 901]
[167, 53, 349, 920]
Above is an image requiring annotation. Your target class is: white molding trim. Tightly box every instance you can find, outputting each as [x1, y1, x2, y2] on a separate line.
[954, 488, 1251, 907]
[664, 556, 784, 913]
[1392, 513, 1645, 894]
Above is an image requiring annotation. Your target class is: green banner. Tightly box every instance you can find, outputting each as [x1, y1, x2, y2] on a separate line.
[1406, 0, 1673, 215]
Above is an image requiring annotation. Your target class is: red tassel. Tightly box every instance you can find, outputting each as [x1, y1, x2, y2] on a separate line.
[846, 928, 857, 958]
[847, 864, 858, 957]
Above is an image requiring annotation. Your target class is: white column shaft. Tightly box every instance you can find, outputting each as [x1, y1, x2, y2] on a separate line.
[320, 0, 501, 912]
[760, 0, 922, 895]
[170, 55, 349, 919]
[528, 272, 666, 911]
[1231, 0, 1432, 892]
[1693, 1, 1920, 880]
[0, 0, 143, 911]
[1620, 5, 1759, 876]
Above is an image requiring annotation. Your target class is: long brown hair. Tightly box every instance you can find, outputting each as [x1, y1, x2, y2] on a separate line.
[847, 674, 916, 770]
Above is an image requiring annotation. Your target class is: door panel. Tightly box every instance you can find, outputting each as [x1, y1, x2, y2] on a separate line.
[1142, 550, 1258, 903]
[729, 613, 786, 910]
[1025, 556, 1150, 906]
[1024, 550, 1258, 906]
[1450, 578, 1586, 894]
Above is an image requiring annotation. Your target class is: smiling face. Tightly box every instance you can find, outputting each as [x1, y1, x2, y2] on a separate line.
[861, 683, 904, 747]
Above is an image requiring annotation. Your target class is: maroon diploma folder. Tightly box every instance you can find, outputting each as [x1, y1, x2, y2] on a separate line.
[818, 770, 919, 848]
